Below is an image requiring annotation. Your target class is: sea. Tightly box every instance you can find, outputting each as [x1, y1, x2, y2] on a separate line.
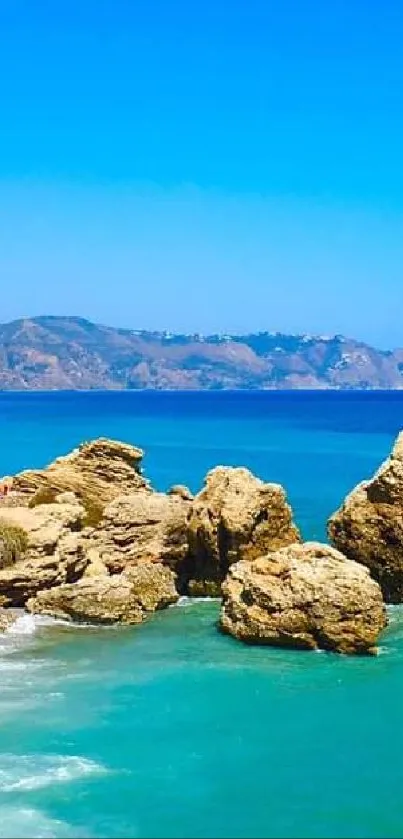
[0, 390, 403, 839]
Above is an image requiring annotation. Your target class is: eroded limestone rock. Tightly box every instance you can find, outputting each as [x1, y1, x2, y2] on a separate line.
[0, 494, 88, 605]
[186, 466, 300, 595]
[328, 432, 403, 602]
[220, 542, 386, 654]
[27, 563, 178, 625]
[8, 438, 148, 508]
[88, 491, 191, 576]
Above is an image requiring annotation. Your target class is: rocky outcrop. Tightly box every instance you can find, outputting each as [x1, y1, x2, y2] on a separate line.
[0, 608, 20, 632]
[186, 467, 300, 595]
[167, 485, 194, 501]
[0, 494, 88, 605]
[220, 542, 386, 654]
[87, 490, 191, 577]
[27, 563, 178, 625]
[66, 466, 300, 596]
[0, 432, 345, 642]
[0, 429, 392, 646]
[0, 441, 303, 605]
[328, 432, 403, 602]
[8, 438, 147, 508]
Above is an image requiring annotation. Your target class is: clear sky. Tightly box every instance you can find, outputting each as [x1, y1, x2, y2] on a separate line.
[1, 0, 403, 346]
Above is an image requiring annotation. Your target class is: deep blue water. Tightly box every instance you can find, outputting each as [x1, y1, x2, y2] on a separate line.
[0, 390, 402, 839]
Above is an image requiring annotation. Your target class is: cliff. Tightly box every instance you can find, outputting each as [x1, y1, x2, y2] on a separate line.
[0, 315, 402, 390]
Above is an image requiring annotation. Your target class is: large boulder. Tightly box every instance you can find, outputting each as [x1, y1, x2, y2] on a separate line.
[7, 438, 148, 509]
[27, 563, 178, 625]
[186, 467, 300, 595]
[0, 494, 88, 605]
[88, 490, 191, 576]
[328, 432, 403, 602]
[220, 542, 386, 655]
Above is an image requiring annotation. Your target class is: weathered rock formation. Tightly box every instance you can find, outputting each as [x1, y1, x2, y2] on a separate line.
[0, 494, 88, 605]
[27, 563, 178, 625]
[8, 438, 147, 508]
[328, 432, 403, 602]
[87, 490, 191, 577]
[0, 608, 20, 632]
[186, 467, 300, 595]
[167, 485, 194, 501]
[220, 542, 386, 654]
[4, 435, 381, 651]
[70, 463, 300, 597]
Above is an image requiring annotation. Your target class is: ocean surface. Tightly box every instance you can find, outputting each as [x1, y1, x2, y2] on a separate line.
[0, 390, 403, 838]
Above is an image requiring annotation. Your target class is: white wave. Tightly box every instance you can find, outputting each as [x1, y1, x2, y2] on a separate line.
[4, 612, 108, 643]
[5, 614, 74, 636]
[0, 658, 50, 671]
[0, 754, 107, 792]
[175, 595, 220, 607]
[0, 807, 78, 839]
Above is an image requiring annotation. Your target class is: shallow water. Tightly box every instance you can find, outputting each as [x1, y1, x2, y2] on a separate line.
[0, 391, 403, 838]
[1, 603, 403, 839]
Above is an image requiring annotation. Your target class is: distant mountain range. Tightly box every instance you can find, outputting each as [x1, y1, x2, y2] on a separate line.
[0, 316, 402, 390]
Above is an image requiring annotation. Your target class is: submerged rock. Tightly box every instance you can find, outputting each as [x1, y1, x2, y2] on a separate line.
[186, 466, 300, 595]
[0, 494, 88, 605]
[220, 542, 386, 655]
[328, 431, 403, 602]
[27, 563, 178, 625]
[8, 438, 148, 508]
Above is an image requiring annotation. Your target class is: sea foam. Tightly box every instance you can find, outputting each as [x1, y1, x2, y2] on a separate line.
[6, 614, 75, 636]
[175, 596, 220, 607]
[0, 754, 107, 792]
[0, 806, 81, 838]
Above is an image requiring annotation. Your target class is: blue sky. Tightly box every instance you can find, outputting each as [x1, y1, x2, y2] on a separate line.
[1, 0, 403, 346]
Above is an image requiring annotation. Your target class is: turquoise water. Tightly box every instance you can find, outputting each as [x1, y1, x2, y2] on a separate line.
[1, 391, 403, 838]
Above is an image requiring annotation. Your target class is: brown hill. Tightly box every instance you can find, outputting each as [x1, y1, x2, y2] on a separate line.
[0, 316, 402, 390]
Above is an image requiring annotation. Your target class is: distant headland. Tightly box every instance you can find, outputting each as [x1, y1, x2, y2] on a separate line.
[1, 315, 403, 391]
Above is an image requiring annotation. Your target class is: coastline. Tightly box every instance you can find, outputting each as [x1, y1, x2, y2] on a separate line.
[0, 409, 397, 653]
[3, 386, 403, 392]
[0, 391, 403, 837]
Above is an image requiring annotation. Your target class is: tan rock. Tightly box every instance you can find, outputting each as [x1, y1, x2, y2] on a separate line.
[0, 442, 302, 609]
[328, 432, 403, 602]
[220, 542, 386, 655]
[186, 466, 300, 595]
[8, 438, 147, 508]
[89, 490, 191, 575]
[0, 496, 88, 605]
[81, 548, 109, 578]
[168, 485, 194, 501]
[0, 608, 20, 632]
[27, 563, 178, 625]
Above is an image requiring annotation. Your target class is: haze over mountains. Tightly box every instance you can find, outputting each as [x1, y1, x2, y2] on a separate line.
[0, 316, 402, 391]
